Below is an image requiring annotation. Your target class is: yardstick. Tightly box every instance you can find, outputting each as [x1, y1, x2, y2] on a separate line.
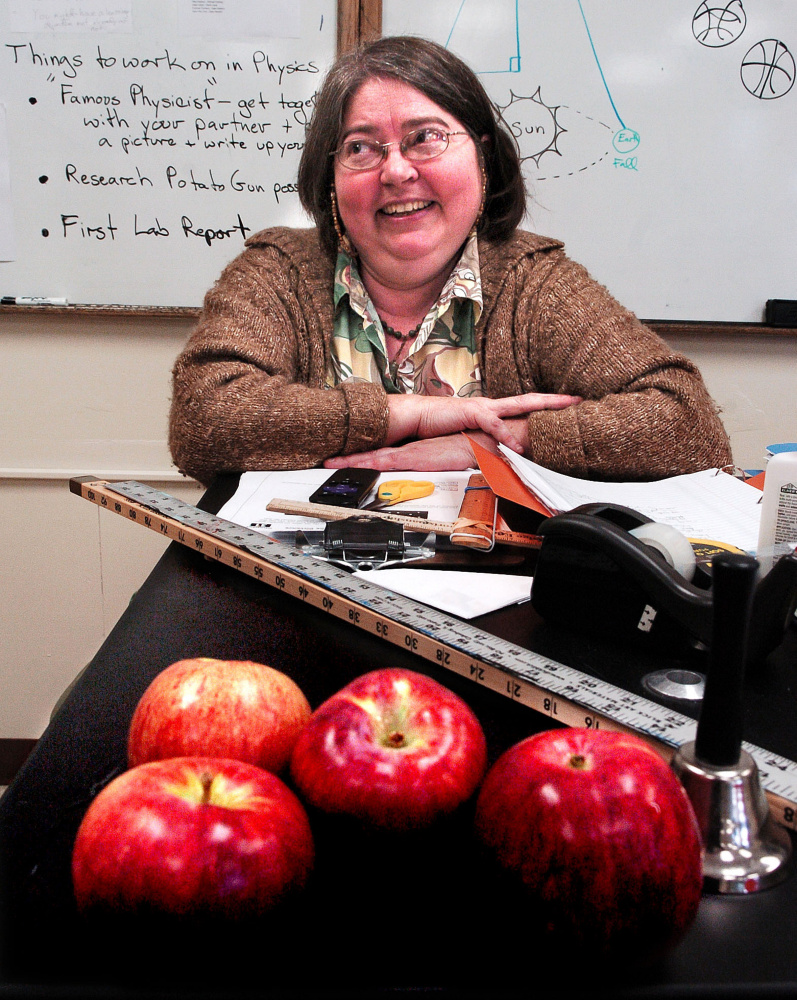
[70, 477, 797, 831]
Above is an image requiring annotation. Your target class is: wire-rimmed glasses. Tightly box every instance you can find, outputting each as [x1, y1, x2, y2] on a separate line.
[332, 127, 470, 171]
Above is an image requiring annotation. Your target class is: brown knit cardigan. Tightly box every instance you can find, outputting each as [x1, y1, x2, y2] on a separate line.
[169, 227, 732, 485]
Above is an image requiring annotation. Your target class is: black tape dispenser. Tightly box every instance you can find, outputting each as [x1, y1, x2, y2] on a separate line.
[530, 502, 797, 666]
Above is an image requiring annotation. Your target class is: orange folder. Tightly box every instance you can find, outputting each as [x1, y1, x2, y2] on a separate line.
[465, 435, 552, 518]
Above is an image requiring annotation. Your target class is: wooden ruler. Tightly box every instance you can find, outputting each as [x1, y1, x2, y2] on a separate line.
[266, 498, 454, 534]
[70, 477, 797, 831]
[266, 495, 542, 550]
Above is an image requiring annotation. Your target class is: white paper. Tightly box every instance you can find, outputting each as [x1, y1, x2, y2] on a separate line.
[498, 445, 763, 554]
[218, 469, 473, 534]
[8, 1, 133, 33]
[354, 569, 532, 620]
[216, 469, 533, 618]
[178, 0, 301, 39]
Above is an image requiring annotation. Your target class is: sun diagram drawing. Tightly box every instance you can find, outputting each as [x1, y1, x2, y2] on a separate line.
[444, 0, 638, 181]
[444, 0, 793, 182]
[499, 88, 567, 168]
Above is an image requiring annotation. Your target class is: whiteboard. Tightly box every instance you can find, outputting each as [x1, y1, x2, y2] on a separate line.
[0, 0, 336, 307]
[383, 0, 797, 322]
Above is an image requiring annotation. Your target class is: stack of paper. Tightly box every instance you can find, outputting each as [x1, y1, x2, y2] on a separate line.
[494, 444, 762, 554]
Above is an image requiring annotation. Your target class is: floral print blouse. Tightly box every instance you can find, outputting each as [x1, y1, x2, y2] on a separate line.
[326, 235, 484, 397]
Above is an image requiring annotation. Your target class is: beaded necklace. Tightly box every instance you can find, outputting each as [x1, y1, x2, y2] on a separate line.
[381, 320, 421, 384]
[381, 320, 422, 342]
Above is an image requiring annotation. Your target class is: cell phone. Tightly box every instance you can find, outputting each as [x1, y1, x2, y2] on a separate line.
[308, 468, 380, 508]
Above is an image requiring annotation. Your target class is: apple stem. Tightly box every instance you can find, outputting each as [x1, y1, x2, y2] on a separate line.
[385, 731, 406, 749]
[569, 754, 588, 770]
[200, 771, 214, 804]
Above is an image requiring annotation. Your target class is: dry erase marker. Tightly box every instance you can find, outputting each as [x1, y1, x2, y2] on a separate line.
[1, 295, 68, 305]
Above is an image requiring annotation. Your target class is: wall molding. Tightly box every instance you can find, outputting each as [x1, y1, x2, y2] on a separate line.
[2, 303, 795, 337]
[0, 470, 196, 482]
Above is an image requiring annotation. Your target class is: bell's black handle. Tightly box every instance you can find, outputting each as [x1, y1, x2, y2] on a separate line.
[695, 552, 760, 768]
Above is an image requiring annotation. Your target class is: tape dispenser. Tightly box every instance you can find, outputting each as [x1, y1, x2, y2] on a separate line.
[530, 502, 797, 666]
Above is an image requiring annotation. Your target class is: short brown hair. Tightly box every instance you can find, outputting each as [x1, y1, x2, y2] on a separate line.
[298, 35, 526, 257]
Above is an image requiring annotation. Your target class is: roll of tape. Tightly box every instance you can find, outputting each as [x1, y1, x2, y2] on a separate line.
[629, 522, 696, 581]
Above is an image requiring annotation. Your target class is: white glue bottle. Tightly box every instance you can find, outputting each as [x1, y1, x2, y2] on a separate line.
[756, 450, 797, 576]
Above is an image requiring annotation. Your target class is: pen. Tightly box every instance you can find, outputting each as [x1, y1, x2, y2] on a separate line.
[1, 296, 69, 305]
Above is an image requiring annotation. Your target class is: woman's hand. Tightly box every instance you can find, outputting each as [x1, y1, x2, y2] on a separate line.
[384, 392, 580, 452]
[324, 433, 481, 472]
[323, 427, 535, 472]
[323, 394, 580, 472]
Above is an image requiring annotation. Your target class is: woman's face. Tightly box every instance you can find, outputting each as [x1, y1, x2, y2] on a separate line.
[333, 76, 483, 294]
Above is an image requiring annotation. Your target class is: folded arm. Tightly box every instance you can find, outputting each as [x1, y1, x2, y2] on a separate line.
[487, 252, 733, 480]
[168, 245, 391, 484]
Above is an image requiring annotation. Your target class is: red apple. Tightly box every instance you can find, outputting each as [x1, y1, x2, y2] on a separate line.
[474, 728, 703, 965]
[289, 668, 487, 832]
[128, 658, 311, 773]
[72, 756, 314, 917]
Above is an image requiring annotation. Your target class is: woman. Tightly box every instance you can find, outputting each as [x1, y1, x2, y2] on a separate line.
[168, 36, 731, 486]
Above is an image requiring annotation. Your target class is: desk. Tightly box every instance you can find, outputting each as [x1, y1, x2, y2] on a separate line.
[2, 476, 797, 999]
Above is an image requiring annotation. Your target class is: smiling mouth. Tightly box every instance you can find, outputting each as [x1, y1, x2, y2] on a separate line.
[380, 200, 433, 217]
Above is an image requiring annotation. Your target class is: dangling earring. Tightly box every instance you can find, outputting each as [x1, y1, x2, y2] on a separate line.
[469, 165, 488, 239]
[330, 185, 355, 257]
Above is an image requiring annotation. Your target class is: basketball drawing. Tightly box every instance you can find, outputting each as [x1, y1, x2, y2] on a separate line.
[740, 39, 796, 99]
[692, 1, 747, 48]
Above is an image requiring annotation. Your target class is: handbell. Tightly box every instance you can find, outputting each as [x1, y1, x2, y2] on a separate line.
[670, 553, 792, 893]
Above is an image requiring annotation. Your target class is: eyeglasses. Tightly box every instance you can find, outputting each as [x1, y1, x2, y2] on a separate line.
[332, 127, 471, 171]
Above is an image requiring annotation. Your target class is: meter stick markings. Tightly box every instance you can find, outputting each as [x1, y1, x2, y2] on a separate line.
[70, 478, 797, 830]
